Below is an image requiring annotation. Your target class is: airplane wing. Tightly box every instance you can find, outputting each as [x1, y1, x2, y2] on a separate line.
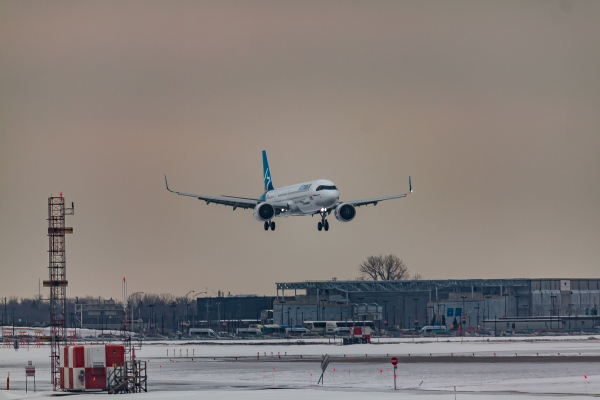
[165, 175, 288, 211]
[335, 177, 412, 208]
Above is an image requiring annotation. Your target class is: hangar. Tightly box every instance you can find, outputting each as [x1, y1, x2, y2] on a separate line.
[274, 278, 600, 331]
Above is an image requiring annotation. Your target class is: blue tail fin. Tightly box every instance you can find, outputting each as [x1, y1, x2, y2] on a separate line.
[262, 150, 274, 191]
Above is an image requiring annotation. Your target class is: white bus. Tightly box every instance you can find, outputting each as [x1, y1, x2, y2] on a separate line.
[301, 321, 327, 334]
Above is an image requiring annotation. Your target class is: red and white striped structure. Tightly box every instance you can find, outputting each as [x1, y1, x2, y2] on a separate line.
[60, 345, 124, 390]
[349, 326, 372, 343]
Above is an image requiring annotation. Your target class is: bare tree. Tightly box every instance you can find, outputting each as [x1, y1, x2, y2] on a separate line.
[357, 254, 410, 281]
[412, 273, 423, 280]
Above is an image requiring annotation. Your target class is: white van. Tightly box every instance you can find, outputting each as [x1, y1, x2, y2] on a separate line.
[285, 327, 311, 336]
[419, 326, 447, 335]
[189, 328, 218, 339]
[236, 328, 262, 338]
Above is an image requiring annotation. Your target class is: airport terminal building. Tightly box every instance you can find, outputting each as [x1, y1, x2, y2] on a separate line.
[273, 278, 600, 331]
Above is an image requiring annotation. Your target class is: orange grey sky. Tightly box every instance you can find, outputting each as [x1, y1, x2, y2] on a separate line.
[1, 1, 599, 300]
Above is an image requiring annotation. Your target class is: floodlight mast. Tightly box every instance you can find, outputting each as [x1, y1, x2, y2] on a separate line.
[45, 195, 73, 391]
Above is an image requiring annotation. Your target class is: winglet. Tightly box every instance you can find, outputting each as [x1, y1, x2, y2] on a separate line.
[409, 176, 412, 193]
[164, 174, 176, 193]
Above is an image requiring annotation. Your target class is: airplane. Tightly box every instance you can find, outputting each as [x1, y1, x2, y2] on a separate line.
[164, 150, 412, 232]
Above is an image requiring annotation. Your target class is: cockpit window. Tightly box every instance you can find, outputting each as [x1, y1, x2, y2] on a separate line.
[316, 185, 337, 191]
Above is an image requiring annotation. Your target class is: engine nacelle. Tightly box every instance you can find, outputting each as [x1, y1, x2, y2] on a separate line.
[253, 202, 275, 222]
[334, 203, 356, 223]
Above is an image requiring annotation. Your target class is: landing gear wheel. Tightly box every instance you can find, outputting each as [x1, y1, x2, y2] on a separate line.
[270, 221, 276, 231]
[318, 221, 322, 231]
[264, 221, 269, 231]
[324, 220, 329, 231]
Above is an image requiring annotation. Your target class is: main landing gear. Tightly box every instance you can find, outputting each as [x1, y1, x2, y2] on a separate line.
[264, 221, 275, 231]
[317, 213, 329, 232]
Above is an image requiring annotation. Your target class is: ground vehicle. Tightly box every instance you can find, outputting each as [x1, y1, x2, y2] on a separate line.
[302, 321, 327, 334]
[303, 320, 377, 335]
[236, 328, 262, 338]
[419, 326, 447, 335]
[262, 324, 287, 335]
[331, 327, 350, 337]
[189, 328, 218, 339]
[285, 327, 311, 337]
[300, 332, 321, 338]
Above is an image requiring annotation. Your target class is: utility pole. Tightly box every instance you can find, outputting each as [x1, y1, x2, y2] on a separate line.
[147, 305, 155, 333]
[461, 296, 467, 330]
[413, 298, 419, 330]
[205, 300, 210, 330]
[383, 300, 389, 329]
[502, 292, 509, 318]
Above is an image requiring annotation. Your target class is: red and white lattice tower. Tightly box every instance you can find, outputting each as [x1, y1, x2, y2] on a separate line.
[45, 195, 74, 391]
[2, 331, 12, 348]
[34, 330, 43, 348]
[69, 330, 77, 345]
[19, 331, 29, 349]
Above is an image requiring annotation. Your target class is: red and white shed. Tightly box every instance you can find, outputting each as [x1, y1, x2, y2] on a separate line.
[60, 344, 125, 390]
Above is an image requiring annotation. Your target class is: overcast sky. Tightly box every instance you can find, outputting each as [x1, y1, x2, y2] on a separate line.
[1, 1, 599, 300]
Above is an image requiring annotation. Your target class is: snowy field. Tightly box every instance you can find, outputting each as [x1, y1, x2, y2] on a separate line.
[1, 336, 599, 399]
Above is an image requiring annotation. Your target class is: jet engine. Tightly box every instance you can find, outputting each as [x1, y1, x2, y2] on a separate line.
[253, 203, 275, 222]
[334, 203, 356, 222]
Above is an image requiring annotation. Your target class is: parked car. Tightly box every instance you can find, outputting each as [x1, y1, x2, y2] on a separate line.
[217, 331, 235, 339]
[300, 332, 321, 338]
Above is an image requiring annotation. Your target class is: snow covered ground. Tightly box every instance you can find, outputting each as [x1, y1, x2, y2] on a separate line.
[1, 336, 599, 399]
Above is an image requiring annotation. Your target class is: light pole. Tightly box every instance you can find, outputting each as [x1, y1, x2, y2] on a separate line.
[184, 290, 194, 331]
[147, 304, 155, 333]
[413, 298, 419, 331]
[129, 291, 144, 333]
[280, 300, 286, 325]
[484, 295, 491, 321]
[568, 303, 574, 332]
[502, 292, 509, 318]
[461, 296, 467, 330]
[193, 291, 207, 328]
[357, 298, 364, 321]
[383, 300, 389, 329]
[287, 307, 291, 326]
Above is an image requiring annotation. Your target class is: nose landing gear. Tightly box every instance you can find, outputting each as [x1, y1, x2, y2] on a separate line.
[317, 212, 329, 232]
[264, 221, 275, 231]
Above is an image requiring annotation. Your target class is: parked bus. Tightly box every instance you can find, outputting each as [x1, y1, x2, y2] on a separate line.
[262, 324, 286, 336]
[301, 321, 327, 334]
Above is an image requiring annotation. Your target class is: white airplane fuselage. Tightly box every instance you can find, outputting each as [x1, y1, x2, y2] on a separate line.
[261, 179, 339, 217]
